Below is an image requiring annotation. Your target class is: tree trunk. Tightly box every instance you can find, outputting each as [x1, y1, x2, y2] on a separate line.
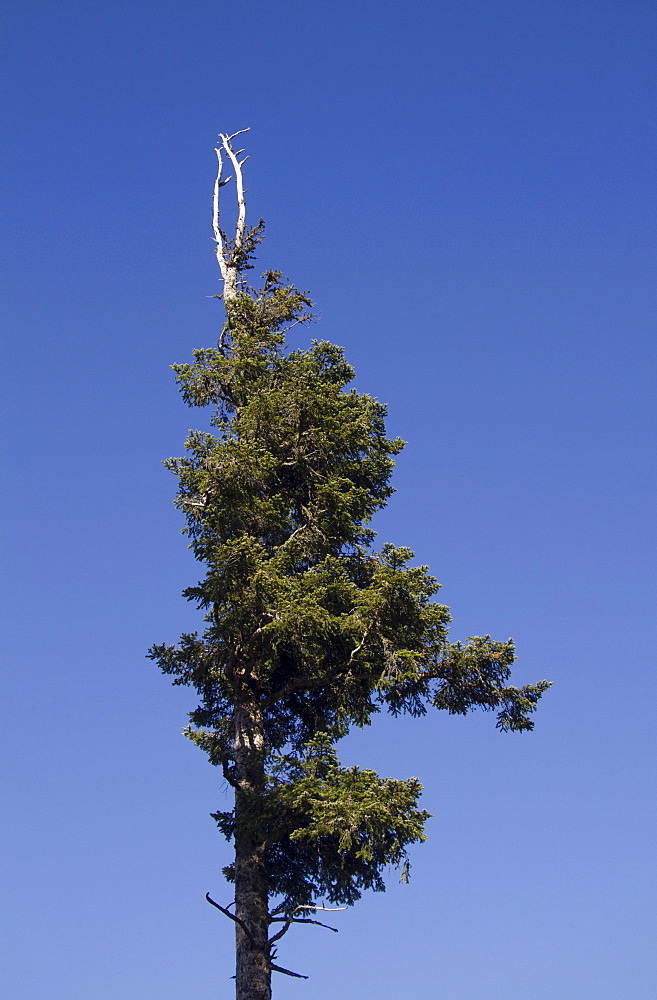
[234, 704, 271, 1000]
[223, 268, 239, 302]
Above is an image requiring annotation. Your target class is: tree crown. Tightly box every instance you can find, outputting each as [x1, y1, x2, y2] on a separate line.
[150, 272, 550, 914]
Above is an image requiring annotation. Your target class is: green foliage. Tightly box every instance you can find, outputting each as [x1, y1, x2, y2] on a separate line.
[214, 734, 429, 911]
[149, 271, 550, 917]
[220, 219, 267, 273]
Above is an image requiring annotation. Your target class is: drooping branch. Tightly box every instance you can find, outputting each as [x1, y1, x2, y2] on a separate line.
[212, 128, 250, 302]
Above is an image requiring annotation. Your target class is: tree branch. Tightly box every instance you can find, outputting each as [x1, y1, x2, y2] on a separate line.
[270, 963, 308, 979]
[268, 917, 338, 945]
[261, 625, 375, 709]
[205, 893, 255, 945]
[293, 905, 348, 912]
[275, 519, 310, 550]
[212, 147, 228, 289]
[220, 133, 248, 251]
[268, 904, 346, 944]
[261, 661, 346, 709]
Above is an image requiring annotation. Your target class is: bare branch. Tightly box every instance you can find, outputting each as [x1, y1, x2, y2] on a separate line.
[295, 905, 347, 913]
[271, 964, 308, 979]
[219, 132, 248, 254]
[212, 147, 229, 291]
[278, 315, 314, 335]
[268, 917, 338, 945]
[268, 904, 345, 945]
[205, 893, 254, 945]
[226, 128, 250, 142]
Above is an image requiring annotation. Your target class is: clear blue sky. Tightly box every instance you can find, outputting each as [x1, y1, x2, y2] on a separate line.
[2, 2, 655, 997]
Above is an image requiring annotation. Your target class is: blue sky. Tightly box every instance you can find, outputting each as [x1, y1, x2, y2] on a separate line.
[2, 2, 655, 997]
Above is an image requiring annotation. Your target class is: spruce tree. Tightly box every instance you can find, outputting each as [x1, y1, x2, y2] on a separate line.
[149, 131, 551, 1000]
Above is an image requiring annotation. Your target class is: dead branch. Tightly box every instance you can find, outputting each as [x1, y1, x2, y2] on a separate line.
[220, 132, 248, 253]
[268, 904, 346, 945]
[212, 148, 229, 289]
[268, 917, 339, 945]
[293, 905, 348, 912]
[205, 892, 254, 945]
[270, 963, 308, 979]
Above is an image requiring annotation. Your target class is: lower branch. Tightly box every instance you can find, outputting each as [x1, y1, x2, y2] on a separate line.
[271, 964, 308, 979]
[205, 892, 254, 945]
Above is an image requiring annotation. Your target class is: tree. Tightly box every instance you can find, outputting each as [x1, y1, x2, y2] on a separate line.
[149, 130, 551, 1000]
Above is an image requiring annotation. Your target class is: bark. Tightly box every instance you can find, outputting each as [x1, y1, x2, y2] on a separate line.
[234, 703, 271, 1000]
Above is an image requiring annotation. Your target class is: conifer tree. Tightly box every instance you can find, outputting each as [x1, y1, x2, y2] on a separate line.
[149, 131, 551, 1000]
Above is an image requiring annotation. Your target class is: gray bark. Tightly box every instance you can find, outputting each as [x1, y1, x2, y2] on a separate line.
[234, 704, 271, 1000]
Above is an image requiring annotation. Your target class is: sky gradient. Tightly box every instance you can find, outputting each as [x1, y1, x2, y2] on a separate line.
[3, 2, 656, 998]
